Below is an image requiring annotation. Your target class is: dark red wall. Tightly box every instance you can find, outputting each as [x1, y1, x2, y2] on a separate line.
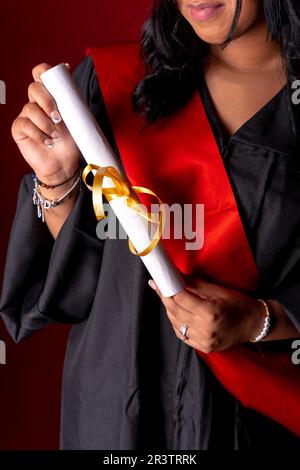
[0, 0, 151, 450]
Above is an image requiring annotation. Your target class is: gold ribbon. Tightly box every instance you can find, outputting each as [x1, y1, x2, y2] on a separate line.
[82, 164, 165, 257]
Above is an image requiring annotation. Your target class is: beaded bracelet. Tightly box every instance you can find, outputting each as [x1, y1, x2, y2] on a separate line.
[31, 167, 80, 190]
[250, 299, 272, 343]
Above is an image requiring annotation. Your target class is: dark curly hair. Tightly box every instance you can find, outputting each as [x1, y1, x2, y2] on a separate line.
[132, 0, 300, 130]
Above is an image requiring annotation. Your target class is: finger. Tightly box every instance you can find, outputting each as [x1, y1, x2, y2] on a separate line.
[166, 302, 221, 353]
[172, 288, 213, 316]
[183, 337, 205, 352]
[148, 279, 213, 316]
[170, 322, 202, 349]
[12, 116, 51, 145]
[20, 102, 60, 140]
[168, 315, 195, 343]
[157, 287, 191, 318]
[148, 280, 187, 312]
[32, 62, 52, 83]
[28, 82, 61, 122]
[148, 279, 178, 308]
[32, 62, 70, 82]
[186, 336, 220, 354]
[149, 279, 210, 323]
[185, 275, 221, 299]
[166, 308, 211, 342]
[172, 324, 219, 354]
[166, 307, 193, 332]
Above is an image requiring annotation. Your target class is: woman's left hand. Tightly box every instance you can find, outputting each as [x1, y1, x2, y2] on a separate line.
[149, 276, 266, 353]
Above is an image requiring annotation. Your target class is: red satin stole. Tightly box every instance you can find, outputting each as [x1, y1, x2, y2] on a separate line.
[87, 42, 300, 436]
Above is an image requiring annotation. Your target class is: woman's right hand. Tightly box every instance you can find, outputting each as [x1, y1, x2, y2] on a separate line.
[12, 63, 81, 186]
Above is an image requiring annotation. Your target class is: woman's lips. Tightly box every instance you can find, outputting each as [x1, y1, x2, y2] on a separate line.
[189, 3, 225, 21]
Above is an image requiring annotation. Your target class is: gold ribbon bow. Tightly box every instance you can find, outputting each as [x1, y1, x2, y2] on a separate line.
[82, 164, 165, 257]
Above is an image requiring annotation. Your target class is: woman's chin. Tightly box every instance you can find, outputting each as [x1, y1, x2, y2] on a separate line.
[193, 28, 231, 45]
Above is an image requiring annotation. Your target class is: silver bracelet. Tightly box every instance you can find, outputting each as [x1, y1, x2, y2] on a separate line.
[250, 299, 272, 343]
[32, 173, 81, 222]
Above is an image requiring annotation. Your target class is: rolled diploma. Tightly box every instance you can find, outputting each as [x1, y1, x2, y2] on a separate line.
[41, 64, 185, 297]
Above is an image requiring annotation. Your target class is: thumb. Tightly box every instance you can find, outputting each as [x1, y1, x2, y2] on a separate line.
[184, 275, 217, 299]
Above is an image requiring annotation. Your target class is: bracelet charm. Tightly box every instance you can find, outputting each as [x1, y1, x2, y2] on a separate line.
[32, 170, 81, 222]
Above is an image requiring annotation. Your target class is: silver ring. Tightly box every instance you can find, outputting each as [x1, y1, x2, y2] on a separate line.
[179, 323, 189, 342]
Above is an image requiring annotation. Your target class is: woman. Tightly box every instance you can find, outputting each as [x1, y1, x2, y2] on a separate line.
[1, 0, 300, 449]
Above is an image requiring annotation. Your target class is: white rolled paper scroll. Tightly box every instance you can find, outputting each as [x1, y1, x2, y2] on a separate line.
[41, 64, 184, 297]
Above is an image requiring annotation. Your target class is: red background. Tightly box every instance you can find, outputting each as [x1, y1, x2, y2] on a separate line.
[0, 0, 151, 450]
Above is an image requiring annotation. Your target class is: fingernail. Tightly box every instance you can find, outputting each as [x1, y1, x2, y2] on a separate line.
[50, 110, 62, 124]
[44, 138, 54, 148]
[64, 63, 70, 70]
[148, 279, 157, 290]
[51, 131, 60, 141]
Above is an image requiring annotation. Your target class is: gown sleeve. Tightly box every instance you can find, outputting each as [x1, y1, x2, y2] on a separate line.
[0, 56, 109, 342]
[269, 248, 300, 333]
[273, 282, 300, 333]
[270, 159, 300, 334]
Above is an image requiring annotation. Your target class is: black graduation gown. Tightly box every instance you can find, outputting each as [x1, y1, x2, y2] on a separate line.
[1, 55, 300, 450]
